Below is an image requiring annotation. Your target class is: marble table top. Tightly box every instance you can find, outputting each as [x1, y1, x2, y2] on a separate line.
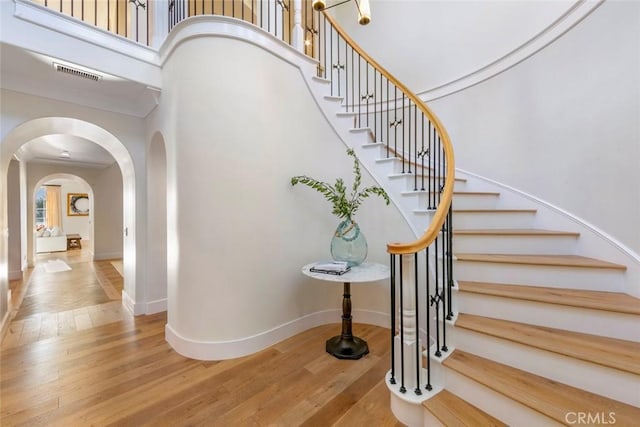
[302, 261, 390, 284]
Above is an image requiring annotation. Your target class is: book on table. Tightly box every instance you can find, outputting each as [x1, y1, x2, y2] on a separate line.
[310, 261, 351, 275]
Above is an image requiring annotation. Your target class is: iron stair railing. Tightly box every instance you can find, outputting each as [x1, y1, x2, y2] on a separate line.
[315, 9, 456, 397]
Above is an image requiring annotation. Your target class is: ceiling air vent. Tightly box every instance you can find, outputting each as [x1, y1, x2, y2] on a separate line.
[54, 63, 102, 82]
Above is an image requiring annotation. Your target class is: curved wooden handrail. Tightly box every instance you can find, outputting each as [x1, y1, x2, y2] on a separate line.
[323, 12, 455, 255]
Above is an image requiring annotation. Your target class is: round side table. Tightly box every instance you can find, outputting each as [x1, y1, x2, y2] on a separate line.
[302, 262, 390, 360]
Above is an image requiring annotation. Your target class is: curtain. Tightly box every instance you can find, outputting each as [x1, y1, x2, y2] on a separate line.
[45, 185, 62, 229]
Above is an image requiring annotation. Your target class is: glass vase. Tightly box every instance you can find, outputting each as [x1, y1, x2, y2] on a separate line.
[330, 218, 368, 267]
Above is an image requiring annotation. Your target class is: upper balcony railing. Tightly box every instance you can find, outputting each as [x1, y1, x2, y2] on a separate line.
[30, 0, 151, 45]
[30, 0, 317, 53]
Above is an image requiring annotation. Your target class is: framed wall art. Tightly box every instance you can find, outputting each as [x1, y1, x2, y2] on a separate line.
[67, 193, 90, 216]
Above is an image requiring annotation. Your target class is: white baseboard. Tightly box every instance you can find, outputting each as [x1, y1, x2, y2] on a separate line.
[145, 298, 167, 314]
[166, 308, 389, 361]
[121, 290, 145, 316]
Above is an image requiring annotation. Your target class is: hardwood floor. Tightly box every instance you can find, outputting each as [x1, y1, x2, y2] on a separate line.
[1, 251, 402, 426]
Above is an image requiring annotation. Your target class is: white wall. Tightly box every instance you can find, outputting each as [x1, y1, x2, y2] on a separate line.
[26, 164, 123, 262]
[332, 0, 576, 94]
[43, 177, 91, 240]
[429, 0, 640, 255]
[157, 23, 413, 359]
[145, 134, 167, 310]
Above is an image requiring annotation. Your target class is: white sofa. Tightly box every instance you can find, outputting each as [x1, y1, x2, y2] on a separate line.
[36, 235, 67, 253]
[36, 228, 67, 253]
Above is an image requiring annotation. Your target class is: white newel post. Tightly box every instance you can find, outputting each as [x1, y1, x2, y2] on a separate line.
[394, 254, 422, 392]
[292, 0, 304, 52]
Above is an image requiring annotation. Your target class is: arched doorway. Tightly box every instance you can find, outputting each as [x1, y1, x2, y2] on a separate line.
[31, 174, 95, 261]
[146, 132, 167, 312]
[1, 117, 138, 320]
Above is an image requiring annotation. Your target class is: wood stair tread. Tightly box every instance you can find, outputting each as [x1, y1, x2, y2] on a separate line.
[457, 281, 640, 315]
[456, 314, 640, 375]
[423, 390, 507, 427]
[455, 254, 627, 270]
[453, 228, 579, 236]
[402, 190, 500, 196]
[444, 350, 640, 425]
[453, 209, 537, 213]
[387, 172, 467, 182]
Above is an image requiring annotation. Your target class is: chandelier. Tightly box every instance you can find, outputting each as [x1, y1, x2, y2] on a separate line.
[312, 0, 371, 25]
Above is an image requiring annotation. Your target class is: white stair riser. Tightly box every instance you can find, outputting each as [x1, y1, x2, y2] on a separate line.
[375, 157, 435, 175]
[348, 130, 373, 146]
[443, 368, 561, 426]
[332, 114, 357, 130]
[456, 292, 639, 342]
[452, 194, 499, 210]
[453, 235, 578, 255]
[390, 175, 466, 192]
[375, 158, 403, 176]
[360, 142, 388, 159]
[416, 210, 537, 229]
[452, 212, 536, 229]
[454, 261, 625, 292]
[451, 327, 640, 407]
[403, 193, 499, 210]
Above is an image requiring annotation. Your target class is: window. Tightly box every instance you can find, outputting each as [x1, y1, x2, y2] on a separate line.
[35, 187, 47, 226]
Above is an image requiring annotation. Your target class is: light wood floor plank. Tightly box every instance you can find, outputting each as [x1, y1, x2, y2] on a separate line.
[1, 250, 401, 426]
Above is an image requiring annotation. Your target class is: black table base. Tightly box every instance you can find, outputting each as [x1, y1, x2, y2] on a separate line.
[325, 282, 369, 360]
[326, 335, 369, 360]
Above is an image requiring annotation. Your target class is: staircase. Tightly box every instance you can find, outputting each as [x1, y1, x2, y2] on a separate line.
[306, 49, 640, 427]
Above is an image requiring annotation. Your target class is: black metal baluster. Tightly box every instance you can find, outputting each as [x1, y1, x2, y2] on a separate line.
[374, 70, 377, 141]
[441, 230, 448, 353]
[365, 62, 369, 128]
[433, 236, 441, 357]
[393, 86, 397, 155]
[358, 54, 361, 127]
[399, 255, 406, 393]
[401, 95, 405, 173]
[447, 206, 454, 319]
[350, 48, 354, 112]
[439, 134, 443, 206]
[390, 253, 396, 385]
[425, 246, 432, 391]
[440, 226, 448, 353]
[431, 126, 436, 209]
[408, 103, 412, 177]
[413, 252, 421, 395]
[386, 80, 389, 157]
[420, 114, 425, 191]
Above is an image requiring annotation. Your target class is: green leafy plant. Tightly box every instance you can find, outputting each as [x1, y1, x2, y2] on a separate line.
[291, 148, 390, 219]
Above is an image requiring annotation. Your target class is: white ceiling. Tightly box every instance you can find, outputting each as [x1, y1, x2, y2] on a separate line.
[1, 42, 153, 168]
[15, 135, 116, 169]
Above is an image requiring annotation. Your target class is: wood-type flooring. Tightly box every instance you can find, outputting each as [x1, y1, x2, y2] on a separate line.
[1, 249, 402, 426]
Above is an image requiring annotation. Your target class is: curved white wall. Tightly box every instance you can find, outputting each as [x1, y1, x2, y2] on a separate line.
[429, 1, 640, 255]
[332, 0, 579, 95]
[335, 1, 639, 257]
[158, 23, 413, 359]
